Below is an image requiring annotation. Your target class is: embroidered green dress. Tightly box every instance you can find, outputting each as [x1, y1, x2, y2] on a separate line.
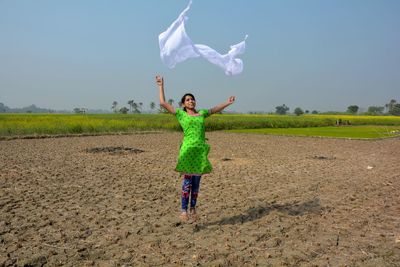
[175, 108, 212, 174]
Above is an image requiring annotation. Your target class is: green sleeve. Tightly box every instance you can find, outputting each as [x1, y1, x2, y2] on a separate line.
[175, 108, 184, 120]
[199, 109, 210, 118]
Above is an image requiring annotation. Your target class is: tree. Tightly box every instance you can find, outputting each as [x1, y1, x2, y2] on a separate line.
[294, 107, 304, 116]
[387, 99, 399, 115]
[150, 102, 156, 112]
[347, 105, 359, 114]
[168, 99, 174, 106]
[275, 104, 289, 115]
[73, 108, 87, 114]
[159, 104, 168, 114]
[0, 103, 8, 113]
[311, 110, 318, 114]
[119, 107, 129, 114]
[386, 99, 397, 114]
[367, 106, 384, 115]
[132, 102, 141, 113]
[111, 101, 118, 113]
[127, 100, 134, 113]
[390, 103, 400, 116]
[305, 110, 310, 114]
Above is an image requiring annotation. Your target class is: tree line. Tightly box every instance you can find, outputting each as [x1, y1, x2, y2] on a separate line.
[104, 98, 400, 116]
[274, 99, 400, 116]
[98, 99, 176, 114]
[345, 99, 400, 116]
[72, 98, 400, 115]
[4, 98, 397, 115]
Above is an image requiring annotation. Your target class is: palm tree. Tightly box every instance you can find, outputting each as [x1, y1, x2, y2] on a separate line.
[132, 102, 139, 113]
[127, 100, 134, 113]
[150, 102, 156, 113]
[111, 101, 118, 113]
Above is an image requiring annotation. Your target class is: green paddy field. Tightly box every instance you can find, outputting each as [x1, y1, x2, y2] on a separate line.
[1, 113, 399, 139]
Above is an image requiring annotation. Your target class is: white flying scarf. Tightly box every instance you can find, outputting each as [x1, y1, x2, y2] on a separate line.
[158, 0, 247, 76]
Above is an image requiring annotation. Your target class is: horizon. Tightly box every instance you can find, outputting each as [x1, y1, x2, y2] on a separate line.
[0, 100, 396, 115]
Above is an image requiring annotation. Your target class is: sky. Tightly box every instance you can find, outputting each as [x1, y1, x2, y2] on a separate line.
[1, 0, 399, 113]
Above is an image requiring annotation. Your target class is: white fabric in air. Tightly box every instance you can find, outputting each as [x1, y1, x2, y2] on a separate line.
[158, 0, 247, 75]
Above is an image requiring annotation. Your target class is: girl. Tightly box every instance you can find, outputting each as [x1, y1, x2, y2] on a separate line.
[156, 75, 235, 222]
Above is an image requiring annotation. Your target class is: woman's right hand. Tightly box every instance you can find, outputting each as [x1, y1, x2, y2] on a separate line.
[156, 75, 164, 87]
[227, 96, 236, 105]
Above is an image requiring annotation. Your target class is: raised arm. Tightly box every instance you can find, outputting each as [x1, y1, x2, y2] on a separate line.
[210, 96, 236, 114]
[156, 75, 175, 114]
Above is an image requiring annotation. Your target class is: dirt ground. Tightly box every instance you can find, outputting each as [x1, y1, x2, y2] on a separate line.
[1, 132, 399, 266]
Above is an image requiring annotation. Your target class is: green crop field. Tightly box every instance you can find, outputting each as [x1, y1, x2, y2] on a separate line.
[228, 126, 400, 139]
[1, 113, 400, 139]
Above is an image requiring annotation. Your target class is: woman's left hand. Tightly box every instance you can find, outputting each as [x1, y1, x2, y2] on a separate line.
[227, 96, 236, 104]
[155, 75, 164, 87]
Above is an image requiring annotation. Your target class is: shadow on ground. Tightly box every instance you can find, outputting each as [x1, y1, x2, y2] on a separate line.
[195, 198, 323, 231]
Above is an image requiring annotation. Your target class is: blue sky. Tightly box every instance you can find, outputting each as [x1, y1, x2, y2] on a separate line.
[1, 0, 399, 113]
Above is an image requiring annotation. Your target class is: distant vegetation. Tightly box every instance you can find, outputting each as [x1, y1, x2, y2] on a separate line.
[0, 103, 57, 113]
[1, 99, 399, 139]
[2, 98, 399, 116]
[0, 103, 108, 114]
[273, 99, 400, 116]
[1, 113, 400, 138]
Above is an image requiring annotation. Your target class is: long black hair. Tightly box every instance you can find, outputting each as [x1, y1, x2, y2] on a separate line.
[180, 93, 196, 112]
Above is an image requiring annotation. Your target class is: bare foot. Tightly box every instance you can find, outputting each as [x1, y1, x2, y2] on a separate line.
[180, 211, 189, 222]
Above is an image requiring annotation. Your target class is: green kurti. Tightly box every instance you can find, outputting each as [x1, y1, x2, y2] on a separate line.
[175, 108, 212, 174]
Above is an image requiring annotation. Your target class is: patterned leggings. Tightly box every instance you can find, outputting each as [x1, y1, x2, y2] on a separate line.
[181, 174, 201, 211]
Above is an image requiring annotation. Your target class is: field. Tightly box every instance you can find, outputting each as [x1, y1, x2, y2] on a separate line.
[1, 114, 400, 266]
[229, 126, 400, 139]
[1, 113, 400, 138]
[1, 132, 399, 266]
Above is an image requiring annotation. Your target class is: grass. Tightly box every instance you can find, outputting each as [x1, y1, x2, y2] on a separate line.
[0, 113, 400, 138]
[228, 126, 400, 139]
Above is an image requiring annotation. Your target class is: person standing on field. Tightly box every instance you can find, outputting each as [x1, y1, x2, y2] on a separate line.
[156, 75, 235, 222]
